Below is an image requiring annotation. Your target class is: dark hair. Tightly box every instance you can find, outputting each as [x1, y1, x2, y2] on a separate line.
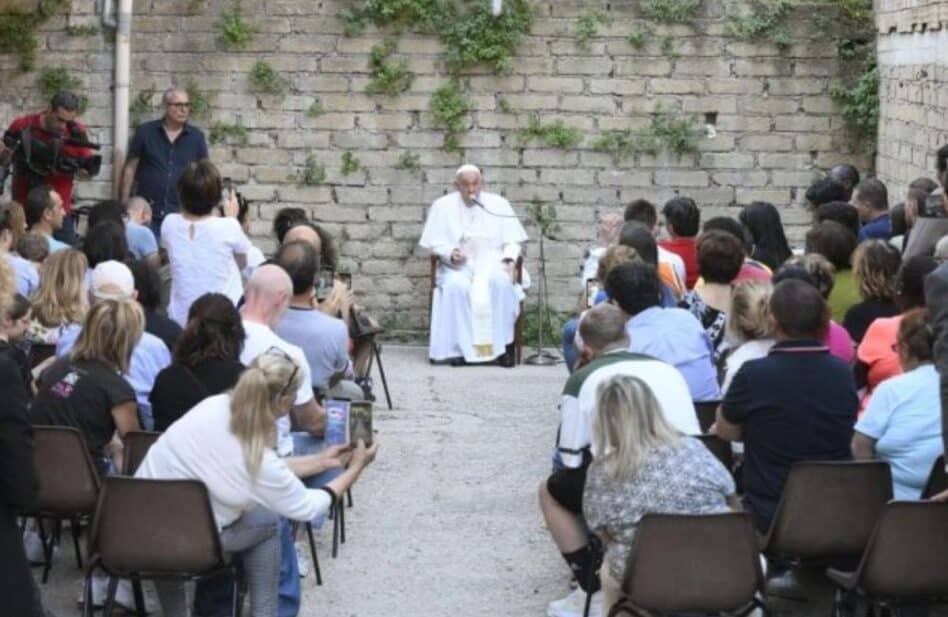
[702, 216, 750, 252]
[174, 293, 245, 368]
[907, 177, 939, 217]
[805, 177, 849, 207]
[662, 196, 700, 237]
[604, 260, 662, 316]
[897, 255, 938, 310]
[828, 164, 860, 192]
[936, 144, 948, 174]
[129, 259, 162, 312]
[237, 197, 251, 226]
[177, 160, 222, 216]
[50, 91, 82, 112]
[275, 241, 319, 296]
[25, 185, 55, 228]
[312, 223, 337, 270]
[770, 279, 828, 340]
[897, 308, 933, 362]
[815, 201, 860, 237]
[697, 230, 744, 284]
[854, 177, 889, 212]
[82, 220, 129, 269]
[618, 221, 658, 265]
[9, 293, 30, 321]
[772, 264, 818, 289]
[0, 203, 12, 235]
[890, 203, 907, 236]
[739, 202, 792, 270]
[273, 207, 308, 243]
[623, 199, 657, 228]
[87, 200, 125, 229]
[805, 221, 857, 271]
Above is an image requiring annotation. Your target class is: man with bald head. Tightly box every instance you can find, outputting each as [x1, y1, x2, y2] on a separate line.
[420, 164, 528, 367]
[120, 87, 209, 232]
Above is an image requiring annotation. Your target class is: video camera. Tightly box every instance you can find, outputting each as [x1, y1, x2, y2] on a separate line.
[1, 123, 102, 194]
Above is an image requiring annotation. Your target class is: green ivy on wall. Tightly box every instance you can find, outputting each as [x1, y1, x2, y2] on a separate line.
[0, 0, 69, 72]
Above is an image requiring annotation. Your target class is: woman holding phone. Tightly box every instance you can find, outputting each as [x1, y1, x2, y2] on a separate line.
[160, 160, 249, 326]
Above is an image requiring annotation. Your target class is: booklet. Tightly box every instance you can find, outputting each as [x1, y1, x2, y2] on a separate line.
[325, 399, 350, 447]
[349, 401, 373, 446]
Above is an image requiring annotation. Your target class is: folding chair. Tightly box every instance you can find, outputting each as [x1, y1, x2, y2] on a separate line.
[608, 512, 766, 617]
[827, 501, 948, 616]
[82, 476, 244, 617]
[921, 455, 946, 499]
[24, 426, 101, 583]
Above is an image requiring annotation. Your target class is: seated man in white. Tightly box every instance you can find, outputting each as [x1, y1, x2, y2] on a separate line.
[420, 164, 528, 367]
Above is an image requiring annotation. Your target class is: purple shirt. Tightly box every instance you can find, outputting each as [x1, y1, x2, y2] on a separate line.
[824, 320, 854, 364]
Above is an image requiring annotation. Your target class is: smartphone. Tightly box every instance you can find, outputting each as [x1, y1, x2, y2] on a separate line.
[585, 278, 601, 308]
[349, 401, 373, 446]
[314, 268, 335, 301]
[325, 399, 350, 447]
[336, 272, 352, 290]
[221, 177, 233, 206]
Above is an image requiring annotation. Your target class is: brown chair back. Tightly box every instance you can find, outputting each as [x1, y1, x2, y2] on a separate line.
[922, 455, 946, 499]
[695, 434, 734, 472]
[694, 401, 720, 433]
[122, 431, 162, 476]
[855, 501, 948, 600]
[89, 476, 224, 576]
[31, 426, 101, 516]
[763, 461, 892, 565]
[621, 513, 763, 613]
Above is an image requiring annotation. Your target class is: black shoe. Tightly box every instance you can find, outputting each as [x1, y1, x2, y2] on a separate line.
[449, 357, 467, 367]
[497, 343, 516, 368]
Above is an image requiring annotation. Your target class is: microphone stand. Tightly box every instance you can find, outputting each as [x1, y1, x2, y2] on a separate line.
[525, 203, 560, 366]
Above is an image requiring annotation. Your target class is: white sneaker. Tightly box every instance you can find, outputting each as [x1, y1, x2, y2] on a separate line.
[547, 588, 603, 617]
[295, 541, 311, 578]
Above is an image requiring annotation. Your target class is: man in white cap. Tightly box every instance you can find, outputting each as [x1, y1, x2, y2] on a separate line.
[55, 260, 171, 431]
[420, 164, 528, 366]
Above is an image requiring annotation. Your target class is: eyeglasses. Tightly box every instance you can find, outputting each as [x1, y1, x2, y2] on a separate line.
[167, 102, 191, 109]
[265, 346, 299, 397]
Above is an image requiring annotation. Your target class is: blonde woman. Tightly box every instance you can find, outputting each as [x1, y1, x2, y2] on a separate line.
[27, 248, 87, 345]
[137, 351, 378, 617]
[583, 375, 734, 613]
[722, 281, 774, 394]
[30, 298, 143, 474]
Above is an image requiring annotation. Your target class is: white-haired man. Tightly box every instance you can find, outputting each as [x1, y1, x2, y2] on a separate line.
[420, 164, 528, 367]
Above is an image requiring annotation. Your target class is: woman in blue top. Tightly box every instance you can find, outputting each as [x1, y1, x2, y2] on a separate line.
[852, 308, 941, 499]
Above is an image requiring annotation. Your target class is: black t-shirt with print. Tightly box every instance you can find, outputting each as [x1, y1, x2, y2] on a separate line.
[30, 358, 136, 461]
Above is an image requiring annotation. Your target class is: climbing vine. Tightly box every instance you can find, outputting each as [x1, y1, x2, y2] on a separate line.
[216, 1, 257, 50]
[209, 120, 249, 145]
[575, 9, 611, 51]
[294, 155, 327, 186]
[341, 151, 363, 175]
[593, 112, 699, 163]
[517, 114, 582, 150]
[37, 67, 88, 111]
[0, 0, 69, 72]
[366, 39, 415, 96]
[430, 81, 470, 152]
[248, 61, 287, 97]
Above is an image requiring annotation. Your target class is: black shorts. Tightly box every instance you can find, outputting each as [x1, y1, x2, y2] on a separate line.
[547, 461, 589, 514]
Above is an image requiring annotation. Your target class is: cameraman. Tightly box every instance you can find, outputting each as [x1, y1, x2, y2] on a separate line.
[1, 91, 95, 246]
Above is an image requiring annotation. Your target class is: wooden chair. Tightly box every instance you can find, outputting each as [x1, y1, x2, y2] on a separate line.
[428, 254, 524, 364]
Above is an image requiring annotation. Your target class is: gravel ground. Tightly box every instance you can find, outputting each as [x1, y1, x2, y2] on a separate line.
[36, 344, 570, 617]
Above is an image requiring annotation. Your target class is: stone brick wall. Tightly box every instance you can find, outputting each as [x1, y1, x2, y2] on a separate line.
[875, 0, 948, 202]
[1, 0, 872, 335]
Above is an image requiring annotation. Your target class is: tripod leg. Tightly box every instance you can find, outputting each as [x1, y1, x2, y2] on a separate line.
[373, 342, 393, 410]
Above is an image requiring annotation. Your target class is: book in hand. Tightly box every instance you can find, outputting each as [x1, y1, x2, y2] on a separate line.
[325, 399, 350, 447]
[349, 401, 373, 446]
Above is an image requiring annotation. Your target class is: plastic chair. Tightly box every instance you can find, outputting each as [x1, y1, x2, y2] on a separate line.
[24, 426, 101, 583]
[695, 434, 734, 473]
[609, 512, 766, 617]
[826, 501, 948, 613]
[921, 455, 946, 499]
[121, 431, 162, 476]
[693, 401, 720, 433]
[82, 476, 244, 617]
[428, 254, 524, 364]
[762, 461, 892, 569]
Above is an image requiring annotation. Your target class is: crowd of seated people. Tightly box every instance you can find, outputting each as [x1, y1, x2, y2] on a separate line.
[543, 152, 948, 617]
[0, 157, 379, 616]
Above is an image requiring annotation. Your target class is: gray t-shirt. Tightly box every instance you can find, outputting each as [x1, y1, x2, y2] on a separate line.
[274, 307, 350, 391]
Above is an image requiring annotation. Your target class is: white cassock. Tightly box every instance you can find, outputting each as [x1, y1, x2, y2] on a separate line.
[420, 191, 528, 363]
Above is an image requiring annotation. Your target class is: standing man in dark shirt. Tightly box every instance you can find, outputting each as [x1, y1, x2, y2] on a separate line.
[119, 87, 209, 234]
[715, 279, 857, 532]
[1, 91, 97, 246]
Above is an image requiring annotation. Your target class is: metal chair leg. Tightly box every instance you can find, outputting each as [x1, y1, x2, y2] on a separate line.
[331, 502, 340, 559]
[231, 565, 242, 617]
[305, 522, 322, 586]
[372, 341, 393, 410]
[37, 517, 53, 584]
[103, 576, 119, 617]
[339, 498, 346, 545]
[346, 488, 353, 508]
[132, 577, 147, 617]
[70, 516, 83, 569]
[82, 569, 94, 617]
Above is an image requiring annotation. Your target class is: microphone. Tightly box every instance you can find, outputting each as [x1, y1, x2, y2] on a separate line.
[471, 196, 521, 218]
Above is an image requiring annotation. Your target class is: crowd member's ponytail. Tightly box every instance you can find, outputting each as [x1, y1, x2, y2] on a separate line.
[229, 352, 301, 481]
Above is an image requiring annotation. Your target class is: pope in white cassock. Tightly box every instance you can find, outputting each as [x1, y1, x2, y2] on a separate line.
[420, 165, 529, 366]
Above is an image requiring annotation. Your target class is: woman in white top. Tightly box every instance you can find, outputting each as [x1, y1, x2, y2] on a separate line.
[138, 351, 378, 617]
[161, 160, 250, 325]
